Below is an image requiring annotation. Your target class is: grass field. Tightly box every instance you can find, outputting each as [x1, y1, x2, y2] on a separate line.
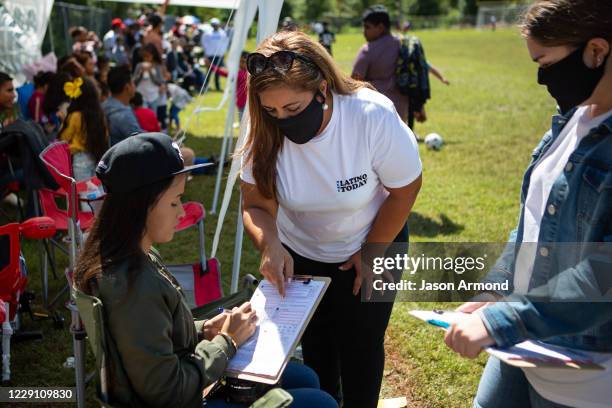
[8, 28, 555, 407]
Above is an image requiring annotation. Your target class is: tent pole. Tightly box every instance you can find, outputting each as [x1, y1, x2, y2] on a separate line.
[230, 193, 244, 293]
[210, 80, 236, 215]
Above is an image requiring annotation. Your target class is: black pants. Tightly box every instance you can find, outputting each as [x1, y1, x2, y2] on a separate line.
[205, 55, 224, 91]
[285, 224, 408, 408]
[407, 106, 415, 130]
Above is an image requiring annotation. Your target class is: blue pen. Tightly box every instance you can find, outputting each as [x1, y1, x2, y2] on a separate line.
[427, 319, 450, 329]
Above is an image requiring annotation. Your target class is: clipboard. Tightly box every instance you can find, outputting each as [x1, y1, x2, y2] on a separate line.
[409, 310, 606, 371]
[224, 275, 331, 384]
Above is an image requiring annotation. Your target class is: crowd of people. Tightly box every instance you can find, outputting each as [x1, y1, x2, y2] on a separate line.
[0, 3, 247, 193]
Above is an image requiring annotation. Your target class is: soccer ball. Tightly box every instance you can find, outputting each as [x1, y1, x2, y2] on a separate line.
[424, 133, 444, 150]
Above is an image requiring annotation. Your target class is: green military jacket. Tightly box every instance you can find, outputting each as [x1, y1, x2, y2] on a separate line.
[96, 251, 235, 407]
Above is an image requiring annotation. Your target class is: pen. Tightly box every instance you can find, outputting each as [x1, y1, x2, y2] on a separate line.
[427, 319, 450, 329]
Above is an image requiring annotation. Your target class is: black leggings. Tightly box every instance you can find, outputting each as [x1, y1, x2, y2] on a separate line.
[285, 224, 408, 408]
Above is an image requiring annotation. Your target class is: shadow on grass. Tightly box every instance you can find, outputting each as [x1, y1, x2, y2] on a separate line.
[408, 212, 464, 237]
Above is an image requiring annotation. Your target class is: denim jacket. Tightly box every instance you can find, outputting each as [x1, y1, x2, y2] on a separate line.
[481, 107, 612, 352]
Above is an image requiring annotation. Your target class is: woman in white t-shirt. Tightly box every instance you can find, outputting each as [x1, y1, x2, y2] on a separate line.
[240, 31, 422, 408]
[443, 1, 612, 408]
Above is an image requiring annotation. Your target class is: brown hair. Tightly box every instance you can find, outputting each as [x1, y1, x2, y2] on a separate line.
[244, 31, 372, 199]
[74, 177, 174, 295]
[58, 78, 109, 162]
[520, 0, 612, 46]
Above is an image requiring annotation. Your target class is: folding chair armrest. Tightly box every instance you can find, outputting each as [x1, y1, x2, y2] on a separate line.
[41, 188, 67, 198]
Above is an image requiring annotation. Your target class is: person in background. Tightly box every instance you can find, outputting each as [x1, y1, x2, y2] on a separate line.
[131, 91, 160, 132]
[133, 43, 167, 125]
[167, 82, 192, 131]
[58, 77, 109, 181]
[123, 19, 140, 55]
[74, 52, 97, 81]
[400, 21, 450, 132]
[28, 71, 53, 124]
[131, 35, 144, 73]
[103, 65, 141, 146]
[280, 16, 299, 32]
[352, 5, 408, 121]
[143, 13, 165, 57]
[319, 22, 336, 56]
[0, 72, 18, 131]
[177, 39, 205, 92]
[43, 71, 72, 136]
[59, 57, 86, 79]
[206, 51, 249, 122]
[16, 81, 34, 121]
[99, 82, 110, 103]
[70, 26, 99, 63]
[110, 36, 130, 67]
[103, 18, 124, 58]
[202, 17, 229, 92]
[166, 37, 185, 81]
[96, 56, 111, 86]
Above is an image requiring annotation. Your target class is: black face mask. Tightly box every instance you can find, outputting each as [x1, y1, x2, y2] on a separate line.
[537, 45, 608, 114]
[268, 91, 326, 144]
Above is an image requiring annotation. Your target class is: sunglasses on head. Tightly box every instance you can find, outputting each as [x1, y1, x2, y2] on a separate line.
[246, 50, 315, 76]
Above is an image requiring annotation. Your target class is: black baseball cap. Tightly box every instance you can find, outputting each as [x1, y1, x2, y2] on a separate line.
[96, 133, 212, 193]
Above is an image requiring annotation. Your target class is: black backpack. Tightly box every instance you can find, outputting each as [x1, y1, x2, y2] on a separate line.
[395, 35, 431, 106]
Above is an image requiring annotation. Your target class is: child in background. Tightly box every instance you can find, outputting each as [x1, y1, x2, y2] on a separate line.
[28, 71, 53, 124]
[133, 43, 168, 129]
[70, 26, 99, 63]
[319, 22, 336, 55]
[131, 91, 161, 132]
[58, 77, 109, 181]
[206, 51, 248, 122]
[167, 82, 192, 130]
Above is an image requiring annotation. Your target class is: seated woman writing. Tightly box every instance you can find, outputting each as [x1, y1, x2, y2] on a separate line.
[73, 133, 336, 408]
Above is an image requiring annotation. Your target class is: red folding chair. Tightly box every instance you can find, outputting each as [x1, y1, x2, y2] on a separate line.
[38, 142, 101, 407]
[170, 202, 223, 308]
[0, 217, 56, 382]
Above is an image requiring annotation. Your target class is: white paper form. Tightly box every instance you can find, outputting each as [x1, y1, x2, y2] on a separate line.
[226, 279, 327, 379]
[409, 309, 606, 370]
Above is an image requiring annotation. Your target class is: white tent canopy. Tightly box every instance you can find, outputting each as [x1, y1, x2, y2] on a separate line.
[0, 0, 54, 85]
[97, 0, 241, 9]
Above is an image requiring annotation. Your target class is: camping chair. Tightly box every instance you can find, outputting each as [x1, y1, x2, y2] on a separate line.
[0, 120, 59, 222]
[0, 216, 56, 382]
[40, 142, 222, 310]
[170, 202, 223, 309]
[37, 141, 99, 407]
[37, 142, 100, 309]
[73, 274, 294, 408]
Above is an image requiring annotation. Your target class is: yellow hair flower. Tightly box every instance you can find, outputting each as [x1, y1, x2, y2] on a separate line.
[64, 77, 83, 99]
